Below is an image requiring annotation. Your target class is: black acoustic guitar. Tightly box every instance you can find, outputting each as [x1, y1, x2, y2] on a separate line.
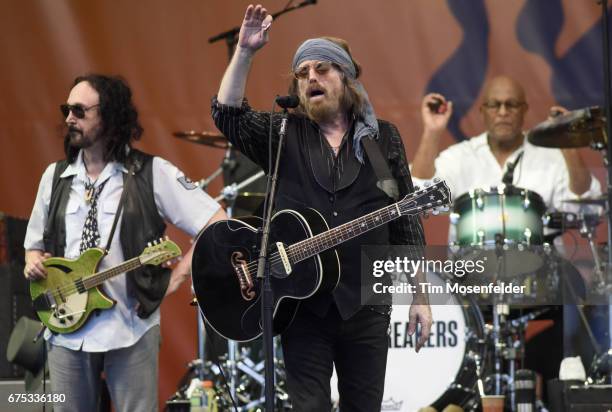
[192, 180, 450, 341]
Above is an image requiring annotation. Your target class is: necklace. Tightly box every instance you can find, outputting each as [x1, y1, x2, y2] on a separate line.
[84, 178, 99, 204]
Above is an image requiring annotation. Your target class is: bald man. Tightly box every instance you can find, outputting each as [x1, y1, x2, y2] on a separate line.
[411, 75, 599, 221]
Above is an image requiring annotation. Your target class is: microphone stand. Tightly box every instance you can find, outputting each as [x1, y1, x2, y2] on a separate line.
[257, 107, 290, 411]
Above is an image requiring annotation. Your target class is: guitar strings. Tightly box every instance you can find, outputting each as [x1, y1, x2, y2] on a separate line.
[240, 201, 434, 274]
[50, 189, 443, 298]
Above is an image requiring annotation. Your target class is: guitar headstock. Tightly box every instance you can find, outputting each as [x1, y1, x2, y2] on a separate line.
[140, 237, 182, 266]
[399, 179, 452, 216]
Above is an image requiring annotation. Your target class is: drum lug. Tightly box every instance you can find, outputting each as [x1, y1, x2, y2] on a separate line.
[449, 212, 460, 225]
[477, 229, 485, 246]
[476, 196, 484, 210]
[523, 194, 531, 210]
[523, 228, 532, 245]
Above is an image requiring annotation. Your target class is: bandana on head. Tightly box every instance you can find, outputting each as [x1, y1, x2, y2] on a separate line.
[292, 38, 378, 163]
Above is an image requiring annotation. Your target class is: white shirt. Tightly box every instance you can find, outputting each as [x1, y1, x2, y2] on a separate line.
[24, 151, 221, 352]
[411, 132, 601, 240]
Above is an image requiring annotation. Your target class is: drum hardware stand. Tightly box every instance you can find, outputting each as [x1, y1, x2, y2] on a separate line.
[599, 0, 612, 381]
[214, 170, 266, 207]
[578, 211, 607, 290]
[198, 145, 235, 190]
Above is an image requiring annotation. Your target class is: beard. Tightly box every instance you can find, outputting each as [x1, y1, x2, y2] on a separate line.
[65, 125, 100, 149]
[300, 85, 345, 124]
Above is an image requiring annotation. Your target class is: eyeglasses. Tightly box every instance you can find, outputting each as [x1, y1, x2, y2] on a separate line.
[293, 61, 337, 80]
[60, 103, 100, 119]
[481, 100, 525, 113]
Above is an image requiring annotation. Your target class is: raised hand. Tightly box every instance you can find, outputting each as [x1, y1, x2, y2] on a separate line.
[422, 93, 453, 136]
[238, 4, 273, 52]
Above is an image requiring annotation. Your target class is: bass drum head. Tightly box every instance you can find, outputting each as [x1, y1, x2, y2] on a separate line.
[331, 272, 485, 411]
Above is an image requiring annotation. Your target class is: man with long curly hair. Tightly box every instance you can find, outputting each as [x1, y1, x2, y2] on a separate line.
[23, 74, 226, 411]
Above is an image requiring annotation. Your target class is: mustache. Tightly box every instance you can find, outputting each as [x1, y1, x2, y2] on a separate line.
[305, 85, 326, 97]
[67, 126, 82, 135]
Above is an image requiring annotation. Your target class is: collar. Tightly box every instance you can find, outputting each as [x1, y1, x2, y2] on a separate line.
[60, 150, 128, 181]
[472, 132, 527, 163]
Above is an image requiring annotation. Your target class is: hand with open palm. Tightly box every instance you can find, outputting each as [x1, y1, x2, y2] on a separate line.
[238, 4, 273, 53]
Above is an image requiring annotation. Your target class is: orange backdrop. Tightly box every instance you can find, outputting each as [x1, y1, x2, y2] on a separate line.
[0, 0, 607, 407]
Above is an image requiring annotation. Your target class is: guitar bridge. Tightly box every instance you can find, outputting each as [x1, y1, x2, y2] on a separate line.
[231, 251, 255, 301]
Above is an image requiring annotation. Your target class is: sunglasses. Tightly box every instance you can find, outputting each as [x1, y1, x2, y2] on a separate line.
[60, 103, 100, 119]
[293, 61, 338, 80]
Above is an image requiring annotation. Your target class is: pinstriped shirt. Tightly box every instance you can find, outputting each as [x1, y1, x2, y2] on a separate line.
[211, 97, 425, 249]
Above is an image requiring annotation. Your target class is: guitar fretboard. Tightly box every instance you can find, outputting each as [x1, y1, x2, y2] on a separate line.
[81, 257, 142, 290]
[287, 202, 405, 263]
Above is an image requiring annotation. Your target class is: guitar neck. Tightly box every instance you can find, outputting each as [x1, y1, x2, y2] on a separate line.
[287, 202, 403, 264]
[81, 257, 143, 290]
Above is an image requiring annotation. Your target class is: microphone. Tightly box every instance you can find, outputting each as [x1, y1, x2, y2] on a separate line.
[275, 95, 300, 110]
[502, 151, 524, 186]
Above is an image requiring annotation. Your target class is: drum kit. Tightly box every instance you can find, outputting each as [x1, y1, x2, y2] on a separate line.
[167, 106, 610, 411]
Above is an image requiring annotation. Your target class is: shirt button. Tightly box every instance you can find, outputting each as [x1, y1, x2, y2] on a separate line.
[329, 196, 334, 202]
[333, 211, 338, 217]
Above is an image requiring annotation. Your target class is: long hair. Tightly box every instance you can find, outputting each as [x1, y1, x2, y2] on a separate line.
[288, 36, 366, 117]
[64, 74, 143, 163]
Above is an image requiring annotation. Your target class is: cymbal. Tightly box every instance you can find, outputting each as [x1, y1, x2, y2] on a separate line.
[173, 130, 229, 149]
[563, 195, 607, 206]
[527, 106, 606, 148]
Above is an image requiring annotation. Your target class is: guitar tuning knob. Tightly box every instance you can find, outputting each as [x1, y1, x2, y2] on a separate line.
[433, 177, 440, 183]
[147, 242, 152, 247]
[424, 181, 431, 188]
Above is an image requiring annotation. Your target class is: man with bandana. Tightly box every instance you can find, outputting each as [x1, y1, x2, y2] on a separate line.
[212, 4, 430, 411]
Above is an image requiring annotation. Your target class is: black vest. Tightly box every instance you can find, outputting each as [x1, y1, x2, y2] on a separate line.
[275, 119, 396, 319]
[43, 150, 169, 318]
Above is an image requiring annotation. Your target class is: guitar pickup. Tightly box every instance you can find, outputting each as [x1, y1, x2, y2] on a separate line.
[276, 242, 292, 275]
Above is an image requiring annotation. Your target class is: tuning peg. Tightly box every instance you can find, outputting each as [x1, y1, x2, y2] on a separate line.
[433, 177, 440, 183]
[147, 242, 152, 247]
[424, 181, 431, 188]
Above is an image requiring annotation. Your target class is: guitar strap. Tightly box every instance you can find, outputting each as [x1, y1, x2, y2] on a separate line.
[362, 138, 399, 201]
[102, 165, 134, 255]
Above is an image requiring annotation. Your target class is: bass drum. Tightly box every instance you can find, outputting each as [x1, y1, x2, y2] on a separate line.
[331, 272, 485, 411]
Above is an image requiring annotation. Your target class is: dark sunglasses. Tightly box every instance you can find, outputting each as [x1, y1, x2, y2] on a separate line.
[60, 103, 100, 119]
[293, 61, 338, 80]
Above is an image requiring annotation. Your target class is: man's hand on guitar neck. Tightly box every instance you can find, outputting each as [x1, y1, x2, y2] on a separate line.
[164, 243, 195, 297]
[24, 250, 51, 280]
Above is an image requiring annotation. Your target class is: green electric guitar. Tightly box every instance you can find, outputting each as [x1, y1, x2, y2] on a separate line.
[30, 238, 182, 334]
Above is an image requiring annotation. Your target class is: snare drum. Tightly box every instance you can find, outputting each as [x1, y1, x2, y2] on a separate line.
[331, 272, 485, 411]
[451, 186, 546, 276]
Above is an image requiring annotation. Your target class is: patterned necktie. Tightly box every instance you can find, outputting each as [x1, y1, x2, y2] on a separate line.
[79, 179, 109, 254]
